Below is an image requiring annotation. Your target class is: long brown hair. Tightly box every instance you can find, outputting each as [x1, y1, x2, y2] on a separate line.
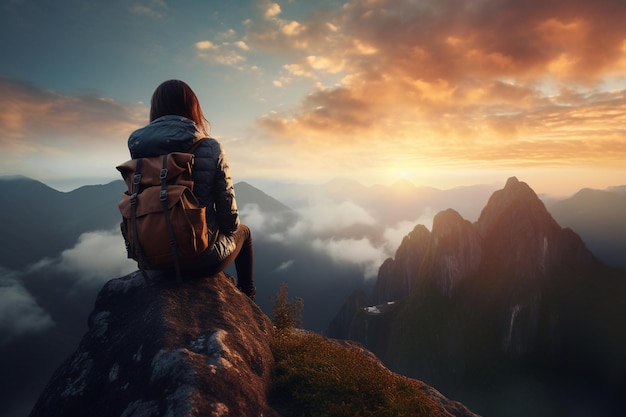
[149, 79, 210, 135]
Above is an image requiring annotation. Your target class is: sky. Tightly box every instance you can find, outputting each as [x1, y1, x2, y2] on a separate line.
[1, 0, 625, 196]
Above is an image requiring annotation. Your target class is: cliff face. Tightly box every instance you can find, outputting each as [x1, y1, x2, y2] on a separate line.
[371, 206, 483, 304]
[29, 271, 279, 417]
[424, 209, 482, 297]
[373, 224, 430, 304]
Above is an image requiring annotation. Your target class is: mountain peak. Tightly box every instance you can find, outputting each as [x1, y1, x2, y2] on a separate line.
[500, 176, 535, 201]
[427, 209, 482, 296]
[504, 176, 520, 188]
[474, 178, 584, 287]
[476, 177, 554, 239]
[432, 208, 465, 229]
[234, 181, 293, 213]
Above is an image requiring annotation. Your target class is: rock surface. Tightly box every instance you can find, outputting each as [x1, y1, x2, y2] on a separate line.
[372, 224, 431, 304]
[29, 271, 278, 417]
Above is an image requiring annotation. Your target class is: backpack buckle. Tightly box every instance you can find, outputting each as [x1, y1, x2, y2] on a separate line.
[160, 190, 167, 201]
[160, 168, 168, 179]
[133, 174, 141, 185]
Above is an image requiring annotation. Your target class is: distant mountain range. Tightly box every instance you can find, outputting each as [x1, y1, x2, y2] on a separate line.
[257, 177, 499, 225]
[2, 175, 623, 270]
[1, 174, 625, 417]
[547, 187, 626, 267]
[328, 177, 626, 417]
[0, 176, 124, 269]
[253, 177, 626, 268]
[0, 176, 295, 270]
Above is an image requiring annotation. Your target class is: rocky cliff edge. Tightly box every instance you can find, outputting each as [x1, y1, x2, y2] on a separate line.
[29, 271, 278, 417]
[30, 270, 479, 417]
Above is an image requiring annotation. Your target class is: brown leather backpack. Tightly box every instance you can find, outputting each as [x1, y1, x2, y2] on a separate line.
[116, 140, 216, 281]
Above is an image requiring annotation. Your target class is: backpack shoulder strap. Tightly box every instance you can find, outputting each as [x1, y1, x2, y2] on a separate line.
[129, 159, 150, 282]
[188, 138, 208, 154]
[158, 154, 183, 282]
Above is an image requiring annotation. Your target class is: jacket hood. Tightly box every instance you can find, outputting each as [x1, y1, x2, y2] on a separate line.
[128, 115, 205, 158]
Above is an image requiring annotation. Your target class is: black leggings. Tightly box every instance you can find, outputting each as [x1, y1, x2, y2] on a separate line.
[211, 224, 254, 294]
[186, 224, 254, 296]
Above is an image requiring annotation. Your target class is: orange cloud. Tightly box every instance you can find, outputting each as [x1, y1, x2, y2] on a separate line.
[248, 0, 626, 171]
[0, 77, 145, 152]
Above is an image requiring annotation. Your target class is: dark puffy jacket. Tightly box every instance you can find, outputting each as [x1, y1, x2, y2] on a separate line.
[127, 115, 240, 241]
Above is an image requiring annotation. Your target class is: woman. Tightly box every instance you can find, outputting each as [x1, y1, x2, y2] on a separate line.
[127, 79, 255, 300]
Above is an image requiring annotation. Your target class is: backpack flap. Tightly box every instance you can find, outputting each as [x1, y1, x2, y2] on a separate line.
[119, 185, 190, 217]
[116, 152, 195, 191]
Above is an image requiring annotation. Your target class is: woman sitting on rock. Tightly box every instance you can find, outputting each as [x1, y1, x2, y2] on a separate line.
[127, 79, 255, 300]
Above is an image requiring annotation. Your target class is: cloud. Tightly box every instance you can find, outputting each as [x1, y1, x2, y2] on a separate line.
[0, 77, 147, 181]
[288, 200, 376, 235]
[240, 198, 377, 237]
[55, 229, 137, 287]
[130, 0, 168, 19]
[0, 77, 145, 149]
[245, 0, 626, 173]
[311, 236, 387, 279]
[306, 55, 345, 73]
[382, 213, 435, 255]
[304, 209, 436, 280]
[264, 2, 282, 19]
[245, 0, 336, 53]
[20, 229, 136, 292]
[239, 197, 432, 280]
[194, 24, 258, 71]
[240, 203, 267, 231]
[274, 260, 295, 273]
[0, 270, 54, 343]
[195, 39, 250, 69]
[239, 204, 291, 241]
[234, 40, 250, 51]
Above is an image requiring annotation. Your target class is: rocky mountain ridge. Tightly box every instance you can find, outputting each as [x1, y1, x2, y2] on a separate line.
[329, 177, 626, 416]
